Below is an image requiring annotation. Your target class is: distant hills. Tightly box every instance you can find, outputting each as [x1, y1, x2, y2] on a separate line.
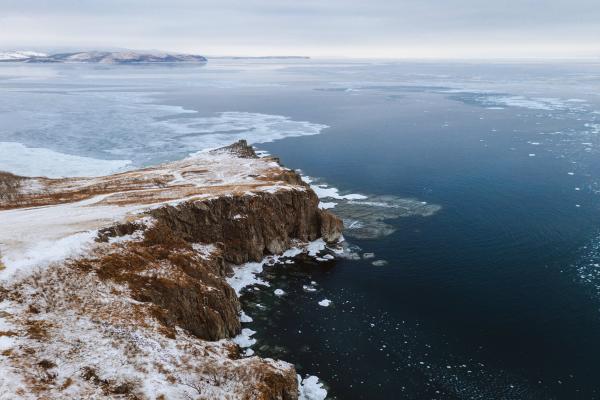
[0, 50, 311, 64]
[0, 50, 207, 64]
[0, 51, 48, 61]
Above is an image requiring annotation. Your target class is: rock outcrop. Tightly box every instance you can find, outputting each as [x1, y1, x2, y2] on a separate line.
[0, 141, 342, 399]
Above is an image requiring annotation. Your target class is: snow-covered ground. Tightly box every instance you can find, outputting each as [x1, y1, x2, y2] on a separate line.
[0, 148, 299, 282]
[0, 144, 336, 399]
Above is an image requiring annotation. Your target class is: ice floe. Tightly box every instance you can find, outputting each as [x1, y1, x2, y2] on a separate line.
[318, 201, 338, 209]
[307, 239, 327, 257]
[372, 260, 389, 267]
[298, 375, 328, 400]
[164, 112, 330, 154]
[463, 94, 588, 112]
[302, 176, 367, 200]
[0, 141, 131, 178]
[303, 284, 318, 293]
[227, 260, 271, 296]
[227, 239, 337, 296]
[0, 89, 330, 178]
[318, 299, 332, 307]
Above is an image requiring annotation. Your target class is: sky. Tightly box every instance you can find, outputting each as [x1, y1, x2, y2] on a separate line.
[1, 0, 599, 59]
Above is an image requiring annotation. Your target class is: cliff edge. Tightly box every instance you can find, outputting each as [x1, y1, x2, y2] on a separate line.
[0, 141, 342, 399]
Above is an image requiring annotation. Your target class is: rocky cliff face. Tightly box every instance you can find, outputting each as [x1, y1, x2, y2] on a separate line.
[0, 141, 341, 399]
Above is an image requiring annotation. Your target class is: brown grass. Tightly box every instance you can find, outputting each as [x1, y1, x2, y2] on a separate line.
[80, 366, 141, 398]
[0, 151, 293, 211]
[142, 222, 190, 249]
[59, 377, 74, 390]
[71, 220, 241, 341]
[25, 320, 50, 340]
[38, 359, 56, 370]
[0, 171, 24, 205]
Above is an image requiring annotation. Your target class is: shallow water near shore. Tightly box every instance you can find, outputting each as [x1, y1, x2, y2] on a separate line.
[2, 59, 600, 398]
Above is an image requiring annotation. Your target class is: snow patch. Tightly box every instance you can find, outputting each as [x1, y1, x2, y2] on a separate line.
[0, 50, 47, 61]
[303, 284, 318, 292]
[192, 243, 217, 260]
[233, 328, 257, 348]
[0, 230, 97, 281]
[240, 311, 253, 323]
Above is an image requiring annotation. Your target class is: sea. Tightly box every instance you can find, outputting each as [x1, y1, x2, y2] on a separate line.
[2, 58, 600, 399]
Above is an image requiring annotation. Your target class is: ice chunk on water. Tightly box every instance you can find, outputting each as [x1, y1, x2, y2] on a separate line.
[318, 299, 332, 307]
[298, 375, 328, 400]
[372, 260, 389, 267]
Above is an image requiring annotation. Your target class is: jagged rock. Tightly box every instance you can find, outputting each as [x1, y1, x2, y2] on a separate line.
[218, 139, 259, 158]
[150, 190, 326, 265]
[318, 209, 344, 244]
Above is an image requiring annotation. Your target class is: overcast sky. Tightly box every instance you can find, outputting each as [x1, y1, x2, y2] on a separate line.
[1, 0, 599, 58]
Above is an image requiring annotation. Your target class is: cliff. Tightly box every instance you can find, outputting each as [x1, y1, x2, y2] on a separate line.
[0, 141, 342, 399]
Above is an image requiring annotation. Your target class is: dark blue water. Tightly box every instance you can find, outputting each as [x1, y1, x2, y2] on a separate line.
[211, 63, 600, 399]
[3, 60, 600, 399]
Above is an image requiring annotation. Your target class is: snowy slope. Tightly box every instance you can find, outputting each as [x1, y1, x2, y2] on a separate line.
[0, 51, 47, 61]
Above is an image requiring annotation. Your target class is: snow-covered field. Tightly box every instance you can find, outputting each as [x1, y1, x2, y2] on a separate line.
[0, 148, 293, 281]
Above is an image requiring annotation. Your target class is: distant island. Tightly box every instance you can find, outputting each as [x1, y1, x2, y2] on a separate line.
[0, 50, 312, 64]
[0, 50, 207, 64]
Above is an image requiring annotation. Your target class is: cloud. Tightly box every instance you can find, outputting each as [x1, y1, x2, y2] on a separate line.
[1, 0, 599, 58]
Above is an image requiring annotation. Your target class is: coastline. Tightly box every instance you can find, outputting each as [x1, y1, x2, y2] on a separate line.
[0, 140, 341, 399]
